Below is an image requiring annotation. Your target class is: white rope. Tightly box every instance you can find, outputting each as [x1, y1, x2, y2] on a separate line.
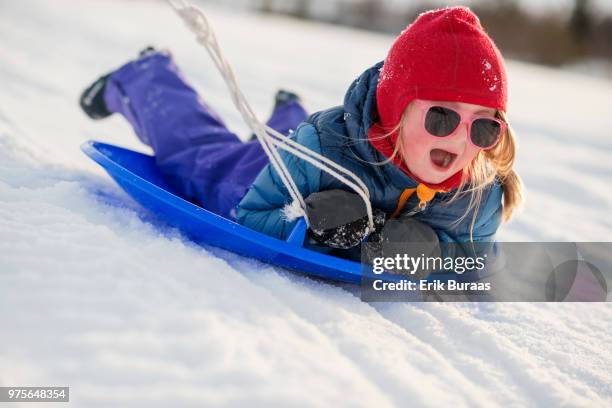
[166, 0, 374, 231]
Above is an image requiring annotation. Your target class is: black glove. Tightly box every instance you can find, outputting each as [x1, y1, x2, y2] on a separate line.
[305, 189, 386, 249]
[365, 215, 441, 278]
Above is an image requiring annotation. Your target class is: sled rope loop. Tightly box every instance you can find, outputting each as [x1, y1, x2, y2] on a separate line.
[166, 0, 375, 232]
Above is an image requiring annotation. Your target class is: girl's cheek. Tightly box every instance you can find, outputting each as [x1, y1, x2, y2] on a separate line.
[413, 136, 432, 154]
[403, 131, 432, 156]
[456, 146, 480, 170]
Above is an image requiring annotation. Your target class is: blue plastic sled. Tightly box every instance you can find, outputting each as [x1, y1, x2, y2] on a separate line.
[82, 140, 470, 285]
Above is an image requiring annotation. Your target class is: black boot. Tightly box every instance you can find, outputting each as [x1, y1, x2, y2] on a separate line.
[138, 46, 158, 58]
[248, 89, 302, 141]
[79, 46, 161, 120]
[79, 73, 112, 120]
[274, 89, 301, 109]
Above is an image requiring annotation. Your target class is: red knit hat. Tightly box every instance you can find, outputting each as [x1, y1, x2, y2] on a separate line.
[369, 6, 508, 189]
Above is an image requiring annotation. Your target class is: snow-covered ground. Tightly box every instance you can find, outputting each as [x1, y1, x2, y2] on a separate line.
[1, 0, 611, 406]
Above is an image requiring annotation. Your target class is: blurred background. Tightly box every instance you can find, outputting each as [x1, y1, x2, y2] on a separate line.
[208, 0, 612, 79]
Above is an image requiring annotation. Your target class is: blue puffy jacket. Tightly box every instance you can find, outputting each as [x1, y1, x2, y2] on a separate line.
[235, 62, 503, 250]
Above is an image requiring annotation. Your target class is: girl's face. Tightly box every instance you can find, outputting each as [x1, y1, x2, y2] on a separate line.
[399, 99, 497, 184]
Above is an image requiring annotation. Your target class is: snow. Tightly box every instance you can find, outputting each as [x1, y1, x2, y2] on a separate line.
[1, 0, 611, 406]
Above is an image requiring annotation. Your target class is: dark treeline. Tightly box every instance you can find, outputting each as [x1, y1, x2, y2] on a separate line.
[252, 0, 612, 67]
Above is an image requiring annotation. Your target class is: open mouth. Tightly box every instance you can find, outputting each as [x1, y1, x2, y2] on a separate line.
[430, 148, 457, 170]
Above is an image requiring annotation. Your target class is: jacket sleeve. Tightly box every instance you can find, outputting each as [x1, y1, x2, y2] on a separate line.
[234, 123, 322, 240]
[434, 179, 504, 262]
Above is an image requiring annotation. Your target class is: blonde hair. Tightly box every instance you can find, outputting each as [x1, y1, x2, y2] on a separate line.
[376, 109, 524, 240]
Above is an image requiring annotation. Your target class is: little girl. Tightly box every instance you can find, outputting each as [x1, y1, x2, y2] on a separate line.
[80, 7, 523, 257]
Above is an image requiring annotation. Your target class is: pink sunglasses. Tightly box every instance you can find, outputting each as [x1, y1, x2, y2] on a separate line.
[413, 100, 507, 150]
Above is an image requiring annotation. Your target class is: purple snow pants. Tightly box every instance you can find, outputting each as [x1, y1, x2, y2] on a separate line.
[103, 52, 308, 219]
